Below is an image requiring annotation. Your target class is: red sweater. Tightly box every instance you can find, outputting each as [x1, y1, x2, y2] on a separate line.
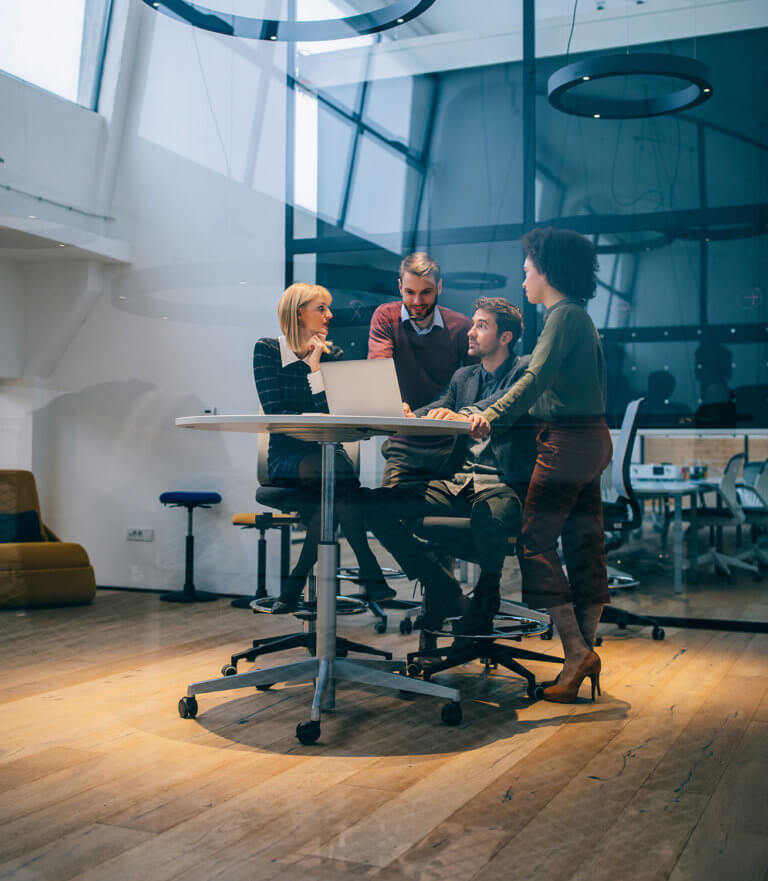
[368, 301, 473, 410]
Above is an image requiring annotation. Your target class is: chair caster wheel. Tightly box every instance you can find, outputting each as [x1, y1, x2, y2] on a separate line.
[406, 663, 423, 678]
[178, 696, 198, 719]
[541, 624, 553, 640]
[256, 684, 273, 691]
[652, 625, 665, 641]
[221, 664, 236, 676]
[296, 720, 321, 745]
[527, 682, 538, 700]
[441, 702, 462, 726]
[533, 685, 544, 701]
[399, 618, 413, 635]
[594, 635, 603, 647]
[374, 620, 387, 634]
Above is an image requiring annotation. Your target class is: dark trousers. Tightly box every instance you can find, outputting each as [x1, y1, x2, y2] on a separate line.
[520, 421, 613, 610]
[367, 479, 522, 600]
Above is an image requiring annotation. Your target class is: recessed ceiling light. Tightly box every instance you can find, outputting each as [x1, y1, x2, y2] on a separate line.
[161, 316, 169, 320]
[582, 76, 591, 81]
[58, 243, 66, 247]
[593, 114, 601, 118]
[28, 215, 36, 219]
[397, 17, 404, 22]
[118, 295, 127, 300]
[239, 280, 247, 285]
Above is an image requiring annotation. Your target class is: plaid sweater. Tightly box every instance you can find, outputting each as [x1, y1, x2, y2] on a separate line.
[252, 337, 342, 481]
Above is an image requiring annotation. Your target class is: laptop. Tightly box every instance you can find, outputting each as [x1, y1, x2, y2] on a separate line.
[320, 358, 404, 418]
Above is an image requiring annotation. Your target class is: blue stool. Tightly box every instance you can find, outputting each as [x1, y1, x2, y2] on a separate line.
[159, 491, 222, 603]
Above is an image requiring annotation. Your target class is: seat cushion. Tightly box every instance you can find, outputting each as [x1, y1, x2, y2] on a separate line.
[232, 512, 301, 527]
[0, 542, 91, 571]
[255, 486, 317, 516]
[0, 565, 96, 608]
[159, 491, 221, 506]
[0, 510, 45, 543]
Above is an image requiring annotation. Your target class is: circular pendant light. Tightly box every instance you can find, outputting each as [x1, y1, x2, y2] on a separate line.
[443, 272, 507, 291]
[140, 0, 436, 40]
[595, 231, 673, 254]
[548, 53, 713, 119]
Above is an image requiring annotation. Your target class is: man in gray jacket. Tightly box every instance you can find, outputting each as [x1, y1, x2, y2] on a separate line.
[367, 297, 536, 635]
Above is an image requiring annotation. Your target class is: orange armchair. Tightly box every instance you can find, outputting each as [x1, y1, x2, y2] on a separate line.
[0, 470, 96, 609]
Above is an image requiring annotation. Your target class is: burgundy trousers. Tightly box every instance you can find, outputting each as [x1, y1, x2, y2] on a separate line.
[519, 420, 613, 610]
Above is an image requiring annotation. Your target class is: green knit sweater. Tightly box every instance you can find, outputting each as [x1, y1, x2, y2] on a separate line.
[482, 299, 607, 427]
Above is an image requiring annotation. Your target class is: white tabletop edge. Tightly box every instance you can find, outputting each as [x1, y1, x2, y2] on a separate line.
[175, 414, 472, 433]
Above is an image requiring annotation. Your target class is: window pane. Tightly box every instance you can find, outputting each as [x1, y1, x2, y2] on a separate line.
[0, 0, 112, 110]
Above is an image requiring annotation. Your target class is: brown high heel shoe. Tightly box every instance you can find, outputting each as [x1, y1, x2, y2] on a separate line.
[542, 651, 601, 703]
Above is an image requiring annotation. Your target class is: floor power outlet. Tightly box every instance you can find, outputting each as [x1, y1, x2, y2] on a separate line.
[127, 528, 154, 542]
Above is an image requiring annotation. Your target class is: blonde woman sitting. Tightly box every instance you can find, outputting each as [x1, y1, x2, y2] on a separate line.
[252, 283, 394, 613]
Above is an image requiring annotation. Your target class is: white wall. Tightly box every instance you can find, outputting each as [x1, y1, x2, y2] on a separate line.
[0, 0, 289, 594]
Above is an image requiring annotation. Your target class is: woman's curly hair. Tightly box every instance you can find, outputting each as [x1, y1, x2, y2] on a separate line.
[522, 227, 599, 304]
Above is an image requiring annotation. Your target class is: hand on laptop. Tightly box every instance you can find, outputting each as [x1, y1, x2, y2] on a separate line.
[426, 407, 464, 421]
[402, 402, 416, 418]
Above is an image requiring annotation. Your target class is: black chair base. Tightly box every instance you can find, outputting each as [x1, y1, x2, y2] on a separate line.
[221, 631, 392, 675]
[406, 632, 562, 701]
[598, 605, 666, 642]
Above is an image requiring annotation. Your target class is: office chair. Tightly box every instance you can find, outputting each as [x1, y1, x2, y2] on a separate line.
[252, 432, 416, 632]
[598, 398, 667, 642]
[402, 517, 562, 702]
[684, 453, 760, 582]
[735, 458, 768, 569]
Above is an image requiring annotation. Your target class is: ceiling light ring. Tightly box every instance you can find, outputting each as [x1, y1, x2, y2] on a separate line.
[595, 231, 673, 254]
[442, 272, 507, 291]
[548, 53, 713, 119]
[673, 223, 766, 242]
[141, 0, 436, 40]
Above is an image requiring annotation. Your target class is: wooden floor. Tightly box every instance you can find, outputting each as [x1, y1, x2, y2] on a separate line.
[1, 560, 767, 881]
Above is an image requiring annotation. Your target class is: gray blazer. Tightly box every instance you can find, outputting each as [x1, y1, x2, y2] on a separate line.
[415, 354, 537, 488]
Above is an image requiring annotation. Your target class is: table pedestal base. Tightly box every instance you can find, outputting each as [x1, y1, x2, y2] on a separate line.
[183, 656, 461, 724]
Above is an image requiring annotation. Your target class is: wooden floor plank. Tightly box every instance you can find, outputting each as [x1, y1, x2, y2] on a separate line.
[0, 823, 153, 881]
[668, 720, 768, 881]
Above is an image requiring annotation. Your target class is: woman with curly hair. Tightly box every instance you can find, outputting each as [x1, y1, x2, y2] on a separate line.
[468, 228, 612, 702]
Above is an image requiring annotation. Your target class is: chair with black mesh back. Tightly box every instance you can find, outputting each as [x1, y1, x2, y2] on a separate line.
[597, 398, 667, 642]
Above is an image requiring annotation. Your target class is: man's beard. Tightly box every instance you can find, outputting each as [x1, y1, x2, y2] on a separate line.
[406, 301, 437, 322]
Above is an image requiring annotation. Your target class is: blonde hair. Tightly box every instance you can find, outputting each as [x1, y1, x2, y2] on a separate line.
[278, 283, 332, 354]
[399, 252, 441, 284]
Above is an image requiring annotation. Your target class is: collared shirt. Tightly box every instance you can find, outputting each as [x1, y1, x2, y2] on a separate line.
[446, 356, 519, 493]
[400, 303, 445, 336]
[278, 335, 324, 394]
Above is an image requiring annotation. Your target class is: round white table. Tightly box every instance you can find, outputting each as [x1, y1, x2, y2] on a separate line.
[175, 413, 472, 742]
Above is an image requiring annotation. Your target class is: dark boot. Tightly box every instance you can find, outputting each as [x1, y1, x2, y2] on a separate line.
[453, 572, 500, 636]
[272, 574, 306, 614]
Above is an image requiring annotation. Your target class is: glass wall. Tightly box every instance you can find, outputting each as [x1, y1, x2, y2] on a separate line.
[0, 0, 113, 110]
[289, 11, 767, 429]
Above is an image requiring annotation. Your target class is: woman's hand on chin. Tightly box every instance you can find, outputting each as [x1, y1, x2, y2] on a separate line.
[305, 334, 326, 372]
